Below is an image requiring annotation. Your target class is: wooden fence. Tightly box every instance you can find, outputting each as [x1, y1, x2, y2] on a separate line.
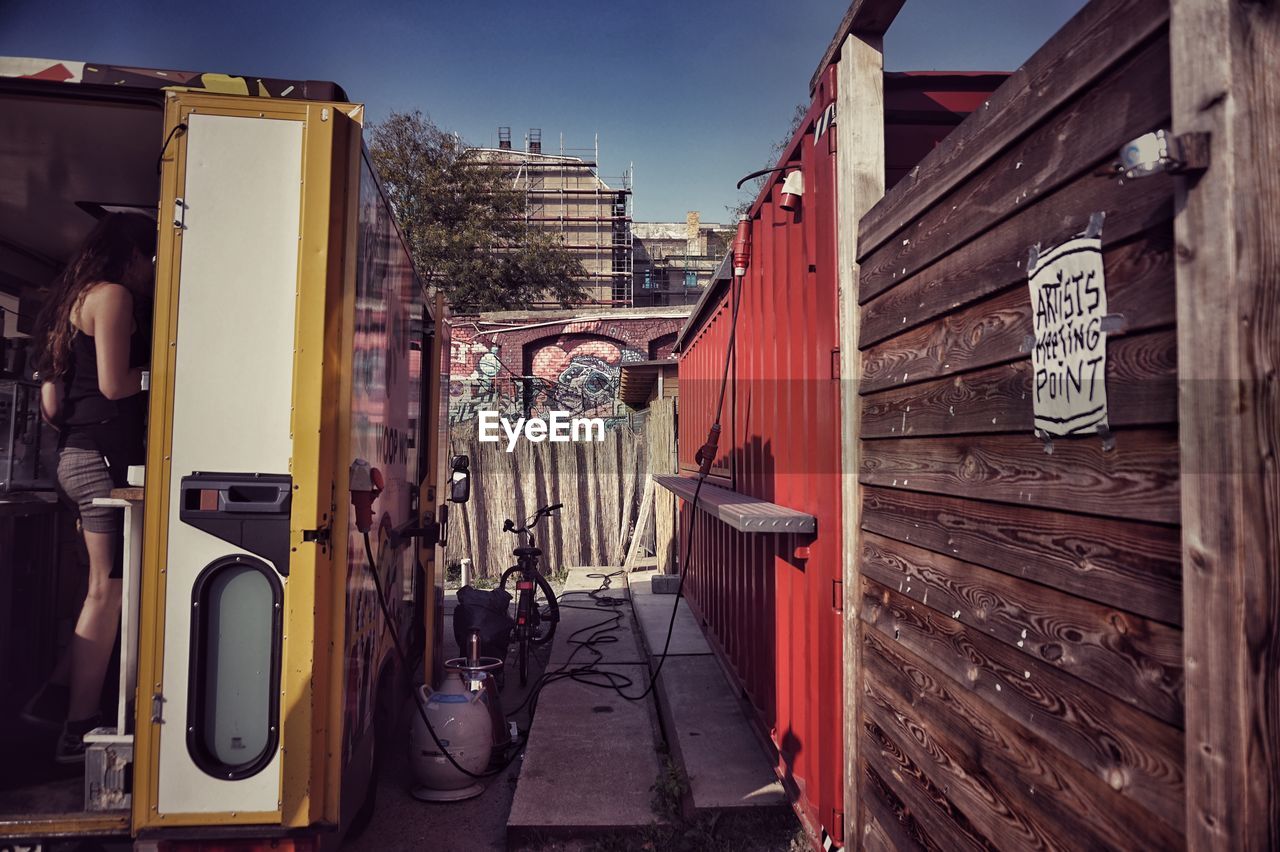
[445, 420, 649, 578]
[647, 398, 679, 574]
[844, 0, 1194, 847]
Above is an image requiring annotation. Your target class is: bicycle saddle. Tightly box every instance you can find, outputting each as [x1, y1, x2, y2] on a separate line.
[514, 545, 542, 558]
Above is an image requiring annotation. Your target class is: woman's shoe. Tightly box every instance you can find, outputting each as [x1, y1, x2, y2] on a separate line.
[20, 683, 69, 730]
[54, 714, 101, 765]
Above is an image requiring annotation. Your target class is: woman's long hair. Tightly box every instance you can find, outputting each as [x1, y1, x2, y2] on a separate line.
[34, 212, 157, 379]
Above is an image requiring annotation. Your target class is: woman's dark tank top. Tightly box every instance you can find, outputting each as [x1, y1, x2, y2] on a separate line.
[61, 308, 150, 463]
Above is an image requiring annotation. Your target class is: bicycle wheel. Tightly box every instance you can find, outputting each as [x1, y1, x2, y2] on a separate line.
[528, 572, 559, 646]
[500, 567, 559, 646]
[518, 633, 529, 687]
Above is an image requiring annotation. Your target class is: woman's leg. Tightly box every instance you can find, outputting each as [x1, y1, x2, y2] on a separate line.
[67, 529, 122, 722]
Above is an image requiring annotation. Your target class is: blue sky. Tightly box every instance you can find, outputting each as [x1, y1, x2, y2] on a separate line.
[1, 0, 1086, 222]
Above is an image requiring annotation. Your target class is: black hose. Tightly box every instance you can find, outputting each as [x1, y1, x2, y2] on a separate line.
[498, 270, 744, 709]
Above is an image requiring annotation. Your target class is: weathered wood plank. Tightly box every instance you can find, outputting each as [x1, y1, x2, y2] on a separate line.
[864, 630, 1185, 851]
[862, 579, 1185, 826]
[835, 29, 887, 850]
[861, 531, 1184, 725]
[859, 428, 1181, 524]
[862, 765, 937, 852]
[860, 30, 1170, 302]
[860, 158, 1172, 347]
[864, 678, 1073, 851]
[862, 720, 995, 851]
[862, 810, 911, 852]
[861, 485, 1182, 625]
[861, 329, 1177, 439]
[860, 228, 1175, 394]
[808, 0, 906, 94]
[1171, 1, 1280, 848]
[858, 0, 1170, 257]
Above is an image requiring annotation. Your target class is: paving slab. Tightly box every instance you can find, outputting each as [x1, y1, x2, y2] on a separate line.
[656, 656, 788, 811]
[507, 663, 662, 834]
[561, 566, 630, 598]
[628, 572, 713, 656]
[549, 567, 644, 665]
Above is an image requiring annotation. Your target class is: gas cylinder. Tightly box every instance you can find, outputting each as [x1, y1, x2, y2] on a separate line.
[408, 672, 494, 802]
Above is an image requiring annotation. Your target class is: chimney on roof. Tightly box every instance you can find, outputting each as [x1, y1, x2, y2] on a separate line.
[498, 126, 512, 150]
[686, 211, 701, 255]
[528, 128, 542, 155]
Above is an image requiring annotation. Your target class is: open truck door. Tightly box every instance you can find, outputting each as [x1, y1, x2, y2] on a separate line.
[0, 62, 439, 849]
[133, 90, 364, 839]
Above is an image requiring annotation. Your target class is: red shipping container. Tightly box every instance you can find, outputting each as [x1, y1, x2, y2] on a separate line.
[670, 68, 1004, 848]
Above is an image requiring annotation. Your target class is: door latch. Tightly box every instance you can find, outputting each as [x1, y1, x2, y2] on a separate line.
[302, 524, 331, 547]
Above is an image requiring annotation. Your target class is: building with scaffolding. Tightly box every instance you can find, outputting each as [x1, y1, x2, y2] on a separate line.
[631, 212, 732, 307]
[469, 127, 633, 306]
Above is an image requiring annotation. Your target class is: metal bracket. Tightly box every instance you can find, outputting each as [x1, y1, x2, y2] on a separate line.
[1097, 423, 1117, 453]
[1036, 429, 1055, 455]
[1100, 313, 1128, 333]
[1084, 210, 1106, 239]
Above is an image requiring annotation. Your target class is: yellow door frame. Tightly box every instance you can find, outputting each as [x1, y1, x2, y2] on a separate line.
[134, 91, 361, 834]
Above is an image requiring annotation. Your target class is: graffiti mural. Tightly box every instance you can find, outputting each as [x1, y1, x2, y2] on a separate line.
[0, 57, 346, 101]
[448, 311, 689, 427]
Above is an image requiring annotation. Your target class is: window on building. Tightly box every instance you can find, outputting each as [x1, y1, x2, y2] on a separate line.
[643, 267, 656, 289]
[684, 271, 697, 288]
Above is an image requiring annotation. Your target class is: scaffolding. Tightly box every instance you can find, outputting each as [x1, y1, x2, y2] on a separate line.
[479, 128, 634, 306]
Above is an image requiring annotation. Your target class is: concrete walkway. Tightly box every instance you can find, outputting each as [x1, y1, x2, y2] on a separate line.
[506, 568, 663, 840]
[630, 571, 788, 813]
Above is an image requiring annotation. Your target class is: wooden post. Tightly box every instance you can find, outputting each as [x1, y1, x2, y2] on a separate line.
[1172, 1, 1280, 849]
[832, 2, 898, 844]
[624, 475, 655, 571]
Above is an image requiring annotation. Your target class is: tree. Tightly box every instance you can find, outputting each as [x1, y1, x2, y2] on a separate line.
[725, 102, 809, 222]
[368, 111, 589, 313]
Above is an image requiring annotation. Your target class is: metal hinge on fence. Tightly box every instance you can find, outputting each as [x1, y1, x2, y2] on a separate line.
[832, 578, 843, 613]
[830, 347, 841, 380]
[151, 692, 164, 724]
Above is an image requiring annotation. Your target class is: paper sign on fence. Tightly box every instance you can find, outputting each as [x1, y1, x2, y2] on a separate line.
[1027, 236, 1108, 436]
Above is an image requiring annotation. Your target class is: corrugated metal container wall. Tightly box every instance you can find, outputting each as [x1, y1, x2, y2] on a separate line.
[679, 70, 845, 843]
[674, 68, 1007, 849]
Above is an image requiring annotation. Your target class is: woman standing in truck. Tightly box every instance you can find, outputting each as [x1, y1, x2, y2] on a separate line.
[24, 212, 155, 763]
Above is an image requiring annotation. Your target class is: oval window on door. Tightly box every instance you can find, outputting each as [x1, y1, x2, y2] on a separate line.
[187, 554, 282, 779]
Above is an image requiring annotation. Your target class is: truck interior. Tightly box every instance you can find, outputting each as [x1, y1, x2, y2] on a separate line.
[0, 82, 163, 822]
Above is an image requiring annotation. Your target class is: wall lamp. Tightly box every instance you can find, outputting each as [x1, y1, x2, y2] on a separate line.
[735, 165, 805, 212]
[1105, 129, 1210, 179]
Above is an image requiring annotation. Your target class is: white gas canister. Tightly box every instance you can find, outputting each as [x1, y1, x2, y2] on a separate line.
[408, 676, 494, 802]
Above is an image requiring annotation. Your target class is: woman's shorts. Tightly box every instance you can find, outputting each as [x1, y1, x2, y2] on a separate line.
[57, 446, 121, 535]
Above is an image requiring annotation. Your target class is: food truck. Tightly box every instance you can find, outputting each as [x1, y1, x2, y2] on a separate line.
[0, 58, 459, 848]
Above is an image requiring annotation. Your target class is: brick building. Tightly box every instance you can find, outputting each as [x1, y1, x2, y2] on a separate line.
[448, 306, 689, 427]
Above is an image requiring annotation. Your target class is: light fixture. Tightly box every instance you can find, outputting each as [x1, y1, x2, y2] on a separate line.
[779, 170, 804, 211]
[1111, 130, 1210, 179]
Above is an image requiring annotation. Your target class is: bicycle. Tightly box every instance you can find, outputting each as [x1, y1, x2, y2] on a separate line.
[497, 502, 563, 686]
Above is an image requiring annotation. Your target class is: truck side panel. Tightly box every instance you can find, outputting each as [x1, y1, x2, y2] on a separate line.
[338, 151, 417, 774]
